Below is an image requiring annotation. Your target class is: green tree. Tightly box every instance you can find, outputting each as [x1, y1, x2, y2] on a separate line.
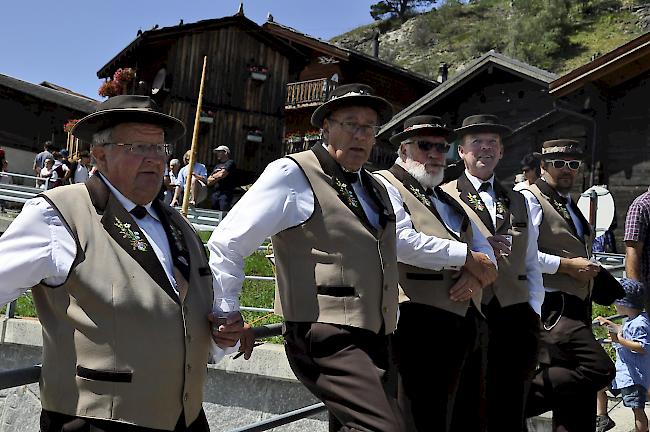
[370, 0, 439, 22]
[506, 0, 572, 70]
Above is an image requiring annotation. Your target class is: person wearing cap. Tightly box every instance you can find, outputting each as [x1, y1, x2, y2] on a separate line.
[514, 152, 542, 191]
[521, 139, 615, 431]
[0, 95, 240, 431]
[373, 115, 498, 431]
[595, 278, 649, 432]
[441, 114, 544, 431]
[207, 145, 236, 211]
[208, 84, 407, 430]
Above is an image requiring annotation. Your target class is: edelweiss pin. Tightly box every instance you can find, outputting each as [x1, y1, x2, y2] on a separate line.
[467, 193, 485, 211]
[409, 185, 432, 207]
[114, 217, 148, 251]
[334, 178, 359, 208]
[551, 199, 571, 220]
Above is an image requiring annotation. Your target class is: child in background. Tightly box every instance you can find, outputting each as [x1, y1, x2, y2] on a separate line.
[597, 278, 650, 432]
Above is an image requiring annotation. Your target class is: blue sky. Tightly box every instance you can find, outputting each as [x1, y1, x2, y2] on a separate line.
[0, 0, 380, 99]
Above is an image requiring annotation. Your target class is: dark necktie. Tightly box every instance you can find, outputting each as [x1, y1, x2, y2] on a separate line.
[478, 182, 491, 193]
[343, 171, 359, 184]
[130, 205, 148, 219]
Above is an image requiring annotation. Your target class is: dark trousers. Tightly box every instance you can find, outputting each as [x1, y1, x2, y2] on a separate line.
[449, 307, 488, 432]
[40, 409, 209, 432]
[284, 321, 405, 432]
[210, 191, 233, 211]
[484, 300, 540, 432]
[395, 303, 482, 432]
[525, 292, 615, 432]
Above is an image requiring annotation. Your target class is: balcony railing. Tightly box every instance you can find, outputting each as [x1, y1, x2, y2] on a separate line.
[285, 78, 335, 108]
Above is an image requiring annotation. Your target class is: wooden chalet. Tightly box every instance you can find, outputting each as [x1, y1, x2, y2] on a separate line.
[511, 31, 650, 249]
[377, 50, 558, 174]
[96, 12, 304, 177]
[0, 73, 97, 174]
[262, 19, 437, 168]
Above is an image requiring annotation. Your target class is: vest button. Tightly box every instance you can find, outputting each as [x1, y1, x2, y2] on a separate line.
[183, 392, 189, 402]
[384, 284, 388, 291]
[382, 306, 388, 313]
[186, 364, 192, 372]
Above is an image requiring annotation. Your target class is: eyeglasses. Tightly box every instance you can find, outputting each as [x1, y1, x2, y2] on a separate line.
[548, 159, 582, 170]
[105, 143, 174, 157]
[407, 140, 451, 154]
[328, 119, 381, 136]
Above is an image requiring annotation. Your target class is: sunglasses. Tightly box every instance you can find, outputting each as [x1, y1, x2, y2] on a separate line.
[409, 140, 451, 153]
[548, 159, 582, 170]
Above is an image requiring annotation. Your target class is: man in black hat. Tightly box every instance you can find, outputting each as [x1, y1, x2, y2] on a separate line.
[374, 115, 498, 432]
[208, 84, 407, 431]
[441, 114, 544, 431]
[521, 139, 615, 431]
[0, 95, 241, 431]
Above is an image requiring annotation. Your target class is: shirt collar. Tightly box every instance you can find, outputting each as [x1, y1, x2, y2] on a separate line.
[464, 170, 494, 191]
[98, 172, 159, 221]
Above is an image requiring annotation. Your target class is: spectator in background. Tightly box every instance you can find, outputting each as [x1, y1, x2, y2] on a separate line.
[171, 150, 207, 206]
[514, 152, 542, 191]
[207, 145, 236, 211]
[626, 184, 650, 310]
[69, 151, 91, 184]
[39, 158, 57, 190]
[33, 140, 54, 176]
[164, 158, 181, 205]
[0, 149, 9, 212]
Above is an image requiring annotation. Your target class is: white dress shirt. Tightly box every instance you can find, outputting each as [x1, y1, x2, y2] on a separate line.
[208, 156, 382, 312]
[463, 172, 544, 314]
[520, 182, 586, 294]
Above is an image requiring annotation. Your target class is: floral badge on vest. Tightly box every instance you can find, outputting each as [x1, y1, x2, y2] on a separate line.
[551, 199, 571, 221]
[467, 193, 485, 212]
[409, 184, 432, 208]
[114, 217, 148, 251]
[334, 178, 359, 208]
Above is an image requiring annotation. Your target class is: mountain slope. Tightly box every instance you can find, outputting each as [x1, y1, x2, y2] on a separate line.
[331, 0, 648, 80]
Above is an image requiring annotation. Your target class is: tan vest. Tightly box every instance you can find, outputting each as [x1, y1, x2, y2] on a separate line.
[527, 183, 593, 300]
[271, 150, 399, 334]
[443, 177, 530, 308]
[32, 176, 213, 430]
[376, 169, 481, 317]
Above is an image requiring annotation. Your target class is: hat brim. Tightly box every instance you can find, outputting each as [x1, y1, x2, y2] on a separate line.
[311, 95, 393, 128]
[71, 108, 186, 143]
[455, 123, 512, 137]
[389, 126, 455, 145]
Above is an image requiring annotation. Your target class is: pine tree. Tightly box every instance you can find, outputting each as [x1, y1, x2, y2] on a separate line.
[370, 0, 439, 22]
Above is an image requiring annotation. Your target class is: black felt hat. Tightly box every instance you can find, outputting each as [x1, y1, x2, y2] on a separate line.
[311, 83, 393, 128]
[71, 95, 186, 143]
[389, 115, 455, 145]
[455, 114, 512, 137]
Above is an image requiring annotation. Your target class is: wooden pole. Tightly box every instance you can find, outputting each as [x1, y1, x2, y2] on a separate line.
[181, 56, 208, 217]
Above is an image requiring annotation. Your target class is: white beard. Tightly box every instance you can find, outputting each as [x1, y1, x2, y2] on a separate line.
[400, 158, 444, 189]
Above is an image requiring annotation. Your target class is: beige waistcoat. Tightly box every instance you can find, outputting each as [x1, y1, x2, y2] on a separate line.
[271, 150, 398, 334]
[443, 178, 530, 307]
[526, 183, 593, 300]
[33, 177, 213, 430]
[376, 169, 481, 316]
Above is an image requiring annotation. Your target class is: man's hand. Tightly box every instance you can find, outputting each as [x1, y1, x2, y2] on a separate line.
[237, 323, 255, 360]
[449, 271, 482, 302]
[487, 235, 511, 258]
[209, 311, 245, 348]
[559, 257, 601, 282]
[463, 251, 498, 287]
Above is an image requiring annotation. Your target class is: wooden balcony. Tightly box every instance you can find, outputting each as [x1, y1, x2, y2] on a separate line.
[285, 78, 335, 109]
